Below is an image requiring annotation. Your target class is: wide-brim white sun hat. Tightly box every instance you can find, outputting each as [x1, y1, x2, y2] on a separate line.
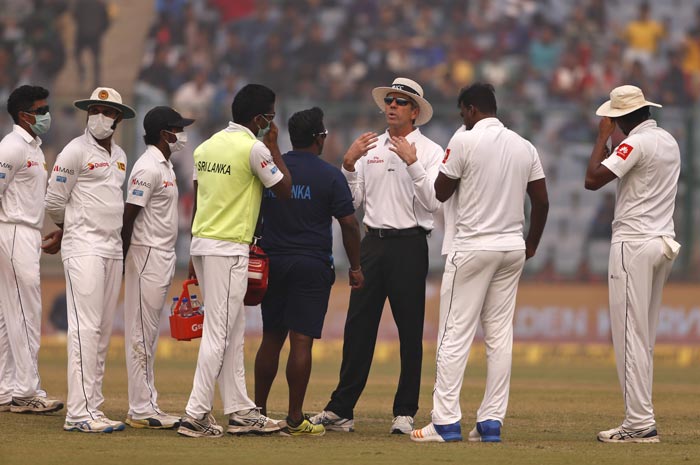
[74, 87, 136, 119]
[596, 85, 661, 118]
[371, 77, 433, 126]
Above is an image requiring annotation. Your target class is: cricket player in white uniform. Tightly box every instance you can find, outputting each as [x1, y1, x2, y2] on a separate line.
[412, 83, 549, 443]
[177, 84, 291, 438]
[585, 85, 680, 443]
[0, 85, 63, 414]
[122, 107, 194, 429]
[45, 87, 136, 433]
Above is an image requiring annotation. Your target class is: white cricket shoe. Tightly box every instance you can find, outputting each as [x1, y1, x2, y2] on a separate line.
[64, 419, 114, 433]
[10, 396, 64, 414]
[96, 415, 126, 431]
[309, 410, 354, 432]
[177, 413, 224, 438]
[597, 425, 659, 443]
[411, 422, 462, 442]
[126, 412, 181, 429]
[0, 400, 12, 412]
[227, 407, 281, 435]
[390, 415, 414, 434]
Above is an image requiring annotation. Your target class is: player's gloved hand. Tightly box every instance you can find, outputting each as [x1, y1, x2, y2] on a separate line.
[41, 229, 63, 255]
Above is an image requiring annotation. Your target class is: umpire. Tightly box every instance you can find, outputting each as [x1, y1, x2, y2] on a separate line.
[311, 77, 443, 434]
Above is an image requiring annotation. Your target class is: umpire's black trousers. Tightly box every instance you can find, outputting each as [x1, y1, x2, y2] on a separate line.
[325, 229, 428, 419]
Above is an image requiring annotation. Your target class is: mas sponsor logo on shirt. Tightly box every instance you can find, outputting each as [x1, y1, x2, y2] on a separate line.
[117, 162, 126, 171]
[53, 165, 75, 175]
[196, 160, 231, 175]
[260, 160, 269, 169]
[131, 178, 152, 188]
[87, 162, 110, 170]
[0, 161, 13, 170]
[442, 148, 451, 164]
[615, 143, 634, 160]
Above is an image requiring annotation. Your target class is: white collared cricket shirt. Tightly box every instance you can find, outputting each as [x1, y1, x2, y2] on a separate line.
[126, 145, 178, 251]
[0, 125, 47, 229]
[45, 129, 127, 260]
[601, 119, 680, 243]
[440, 117, 545, 252]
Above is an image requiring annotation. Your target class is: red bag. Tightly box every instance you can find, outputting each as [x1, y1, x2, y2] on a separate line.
[169, 279, 204, 341]
[244, 243, 269, 305]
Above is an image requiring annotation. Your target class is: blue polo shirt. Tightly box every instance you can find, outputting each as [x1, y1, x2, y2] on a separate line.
[260, 150, 354, 263]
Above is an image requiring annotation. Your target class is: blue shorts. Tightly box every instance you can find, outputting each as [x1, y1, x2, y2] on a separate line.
[261, 254, 335, 339]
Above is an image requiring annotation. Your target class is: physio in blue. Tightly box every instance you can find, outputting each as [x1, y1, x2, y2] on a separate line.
[254, 107, 364, 436]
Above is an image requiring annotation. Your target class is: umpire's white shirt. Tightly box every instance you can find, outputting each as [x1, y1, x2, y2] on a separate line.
[601, 119, 680, 243]
[342, 127, 443, 230]
[45, 129, 127, 260]
[126, 145, 178, 251]
[0, 125, 47, 229]
[440, 117, 545, 252]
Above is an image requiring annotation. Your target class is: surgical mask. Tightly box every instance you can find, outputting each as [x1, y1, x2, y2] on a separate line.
[88, 113, 115, 140]
[166, 131, 188, 153]
[256, 115, 272, 140]
[29, 112, 51, 135]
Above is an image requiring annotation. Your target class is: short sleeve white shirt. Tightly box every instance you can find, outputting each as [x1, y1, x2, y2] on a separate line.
[0, 125, 47, 229]
[126, 145, 179, 251]
[601, 119, 680, 243]
[45, 130, 127, 260]
[440, 117, 545, 252]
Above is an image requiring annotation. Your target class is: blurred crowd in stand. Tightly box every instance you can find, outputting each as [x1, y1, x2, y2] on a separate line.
[0, 0, 698, 279]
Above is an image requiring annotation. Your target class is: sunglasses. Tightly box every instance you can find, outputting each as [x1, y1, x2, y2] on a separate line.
[24, 105, 50, 115]
[313, 129, 329, 138]
[383, 96, 411, 106]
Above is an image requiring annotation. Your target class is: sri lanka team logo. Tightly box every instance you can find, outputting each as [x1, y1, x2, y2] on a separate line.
[117, 162, 126, 171]
[442, 149, 451, 164]
[615, 143, 634, 161]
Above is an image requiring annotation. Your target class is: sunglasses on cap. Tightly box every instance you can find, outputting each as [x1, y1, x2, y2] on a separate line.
[383, 96, 412, 106]
[23, 105, 50, 115]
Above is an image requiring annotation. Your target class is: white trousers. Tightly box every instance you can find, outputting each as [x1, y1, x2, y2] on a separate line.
[0, 223, 46, 401]
[185, 255, 256, 418]
[124, 246, 175, 418]
[608, 239, 675, 430]
[432, 250, 525, 425]
[64, 255, 122, 422]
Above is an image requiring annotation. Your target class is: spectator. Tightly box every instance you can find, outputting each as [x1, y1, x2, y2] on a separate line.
[72, 0, 111, 88]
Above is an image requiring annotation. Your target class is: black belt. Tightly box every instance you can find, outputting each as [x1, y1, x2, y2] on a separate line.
[365, 226, 428, 238]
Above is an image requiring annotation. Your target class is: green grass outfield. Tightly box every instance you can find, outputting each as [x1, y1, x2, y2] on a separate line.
[1, 338, 699, 465]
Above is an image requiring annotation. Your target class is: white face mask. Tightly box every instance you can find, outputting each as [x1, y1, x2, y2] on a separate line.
[166, 131, 188, 153]
[88, 113, 116, 140]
